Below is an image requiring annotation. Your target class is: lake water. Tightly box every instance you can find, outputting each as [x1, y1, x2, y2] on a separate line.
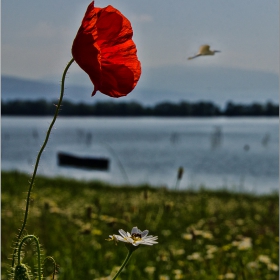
[1, 117, 279, 194]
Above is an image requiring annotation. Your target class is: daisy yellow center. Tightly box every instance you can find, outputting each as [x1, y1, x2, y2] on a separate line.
[131, 233, 142, 241]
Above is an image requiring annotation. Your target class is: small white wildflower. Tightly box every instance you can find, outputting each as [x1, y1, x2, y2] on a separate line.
[109, 226, 158, 246]
[144, 266, 156, 274]
[232, 237, 252, 250]
[206, 245, 218, 254]
[187, 252, 202, 261]
[246, 261, 259, 270]
[267, 263, 279, 271]
[224, 272, 235, 279]
[237, 237, 252, 250]
[173, 269, 183, 275]
[182, 233, 193, 240]
[202, 231, 213, 239]
[258, 254, 271, 264]
[171, 248, 185, 256]
[205, 253, 214, 259]
[193, 229, 203, 236]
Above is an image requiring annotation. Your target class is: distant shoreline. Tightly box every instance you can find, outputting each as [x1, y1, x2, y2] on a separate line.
[1, 99, 278, 117]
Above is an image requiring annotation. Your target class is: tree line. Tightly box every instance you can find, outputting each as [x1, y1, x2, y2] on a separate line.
[1, 99, 278, 117]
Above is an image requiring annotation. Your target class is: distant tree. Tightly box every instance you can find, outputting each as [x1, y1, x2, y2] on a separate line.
[178, 101, 193, 116]
[1, 99, 278, 117]
[153, 102, 179, 116]
[191, 101, 221, 116]
[264, 101, 279, 116]
[224, 101, 278, 116]
[250, 103, 264, 116]
[1, 99, 54, 115]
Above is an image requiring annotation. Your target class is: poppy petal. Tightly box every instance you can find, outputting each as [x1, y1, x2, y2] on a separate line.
[72, 1, 141, 98]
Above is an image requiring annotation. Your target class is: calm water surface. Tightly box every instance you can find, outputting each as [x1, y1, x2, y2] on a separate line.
[1, 117, 279, 194]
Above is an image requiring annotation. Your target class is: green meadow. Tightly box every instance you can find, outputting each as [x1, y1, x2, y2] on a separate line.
[1, 171, 279, 280]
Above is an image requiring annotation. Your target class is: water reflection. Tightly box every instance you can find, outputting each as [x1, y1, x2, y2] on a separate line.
[261, 133, 270, 147]
[210, 126, 223, 150]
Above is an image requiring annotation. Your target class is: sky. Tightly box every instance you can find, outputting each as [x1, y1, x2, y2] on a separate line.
[1, 0, 279, 104]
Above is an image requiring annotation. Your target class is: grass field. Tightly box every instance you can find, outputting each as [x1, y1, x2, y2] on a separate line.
[1, 171, 279, 279]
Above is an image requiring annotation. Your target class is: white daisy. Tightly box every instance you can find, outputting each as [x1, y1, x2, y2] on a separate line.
[108, 226, 158, 246]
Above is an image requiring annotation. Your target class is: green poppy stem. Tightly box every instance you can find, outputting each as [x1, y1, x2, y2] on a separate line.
[111, 249, 134, 280]
[12, 58, 75, 267]
[20, 235, 41, 279]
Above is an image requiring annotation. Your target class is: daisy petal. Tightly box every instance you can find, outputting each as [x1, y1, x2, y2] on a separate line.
[146, 236, 158, 241]
[131, 227, 139, 235]
[116, 236, 126, 242]
[119, 229, 128, 238]
[146, 241, 158, 244]
[141, 230, 149, 238]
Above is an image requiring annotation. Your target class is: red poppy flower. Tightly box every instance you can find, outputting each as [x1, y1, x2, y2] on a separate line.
[72, 1, 141, 98]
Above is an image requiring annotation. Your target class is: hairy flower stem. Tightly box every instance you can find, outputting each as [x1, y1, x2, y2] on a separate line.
[12, 58, 75, 267]
[112, 249, 134, 280]
[17, 235, 42, 280]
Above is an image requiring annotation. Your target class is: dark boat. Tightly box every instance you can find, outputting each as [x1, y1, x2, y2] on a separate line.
[57, 152, 109, 171]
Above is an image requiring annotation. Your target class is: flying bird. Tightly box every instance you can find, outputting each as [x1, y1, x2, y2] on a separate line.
[188, 45, 221, 60]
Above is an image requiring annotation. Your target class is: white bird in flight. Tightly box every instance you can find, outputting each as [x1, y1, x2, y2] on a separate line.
[188, 45, 221, 60]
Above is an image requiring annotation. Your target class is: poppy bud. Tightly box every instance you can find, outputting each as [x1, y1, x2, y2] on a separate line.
[14, 263, 31, 280]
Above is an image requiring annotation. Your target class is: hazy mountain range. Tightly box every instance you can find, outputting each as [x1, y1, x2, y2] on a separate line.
[2, 65, 278, 108]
